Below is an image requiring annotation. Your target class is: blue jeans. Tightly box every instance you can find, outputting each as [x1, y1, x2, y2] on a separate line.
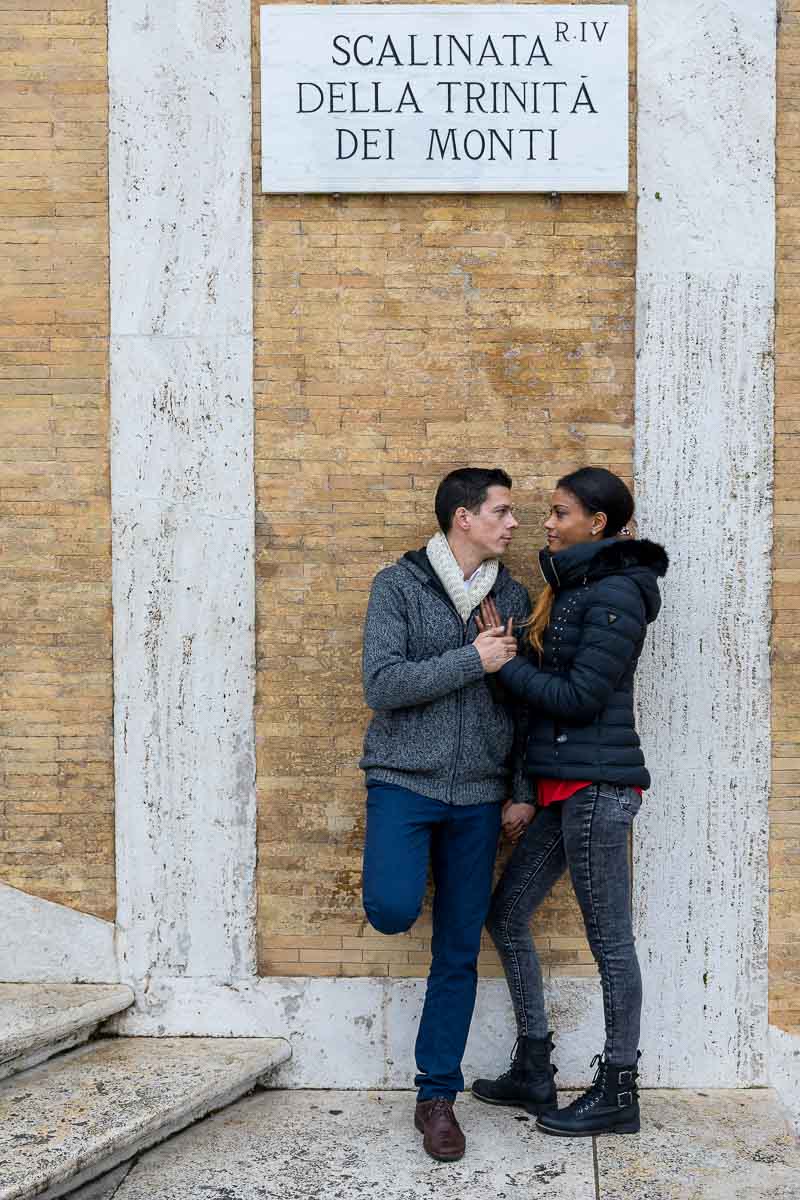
[362, 783, 501, 1100]
[487, 783, 643, 1065]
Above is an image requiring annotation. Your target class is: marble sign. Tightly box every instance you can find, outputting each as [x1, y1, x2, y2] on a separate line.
[260, 5, 629, 193]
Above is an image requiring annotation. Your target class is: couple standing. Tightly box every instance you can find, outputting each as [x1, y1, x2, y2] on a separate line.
[360, 466, 669, 1162]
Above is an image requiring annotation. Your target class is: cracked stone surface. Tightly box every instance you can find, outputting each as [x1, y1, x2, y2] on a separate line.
[103, 1089, 800, 1200]
[61, 1163, 133, 1200]
[0, 985, 134, 1080]
[110, 1089, 597, 1199]
[0, 1037, 291, 1200]
[595, 1088, 800, 1199]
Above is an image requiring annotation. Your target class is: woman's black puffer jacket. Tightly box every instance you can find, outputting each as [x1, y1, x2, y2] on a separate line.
[497, 537, 669, 789]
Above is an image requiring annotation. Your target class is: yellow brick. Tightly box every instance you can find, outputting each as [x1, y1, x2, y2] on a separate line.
[2, 4, 790, 1018]
[256, 32, 637, 971]
[298, 949, 363, 964]
[0, 4, 113, 922]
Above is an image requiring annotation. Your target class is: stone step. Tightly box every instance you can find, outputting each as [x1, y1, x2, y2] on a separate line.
[75, 1088, 800, 1200]
[0, 1035, 291, 1200]
[0, 984, 134, 1080]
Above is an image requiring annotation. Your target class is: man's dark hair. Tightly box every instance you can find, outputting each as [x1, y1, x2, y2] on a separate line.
[434, 468, 512, 534]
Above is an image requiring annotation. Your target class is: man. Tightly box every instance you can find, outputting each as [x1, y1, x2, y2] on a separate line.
[360, 467, 533, 1162]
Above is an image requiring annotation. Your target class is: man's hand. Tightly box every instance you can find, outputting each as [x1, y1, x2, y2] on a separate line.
[474, 627, 517, 673]
[502, 801, 537, 843]
[475, 596, 517, 672]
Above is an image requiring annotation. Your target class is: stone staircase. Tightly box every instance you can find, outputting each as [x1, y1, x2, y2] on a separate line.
[0, 985, 291, 1200]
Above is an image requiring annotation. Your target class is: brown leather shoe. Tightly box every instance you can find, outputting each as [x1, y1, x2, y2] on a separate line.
[414, 1098, 466, 1162]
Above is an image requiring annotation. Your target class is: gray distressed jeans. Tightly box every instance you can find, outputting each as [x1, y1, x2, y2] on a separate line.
[486, 783, 643, 1065]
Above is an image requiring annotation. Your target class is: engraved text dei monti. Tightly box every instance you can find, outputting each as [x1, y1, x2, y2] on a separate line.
[260, 5, 629, 193]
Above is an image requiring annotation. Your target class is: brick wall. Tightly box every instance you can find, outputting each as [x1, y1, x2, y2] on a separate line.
[252, 0, 637, 977]
[0, 1, 114, 920]
[3, 0, 788, 1014]
[771, 1, 800, 1035]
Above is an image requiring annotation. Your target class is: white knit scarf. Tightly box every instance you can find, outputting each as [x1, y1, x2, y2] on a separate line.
[426, 531, 499, 624]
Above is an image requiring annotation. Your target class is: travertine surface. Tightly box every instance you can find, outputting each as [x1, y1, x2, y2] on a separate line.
[109, 973, 606, 1089]
[596, 1089, 800, 1199]
[61, 1164, 132, 1200]
[107, 1089, 597, 1200]
[108, 0, 257, 984]
[0, 982, 132, 1078]
[0, 882, 117, 985]
[99, 1088, 800, 1200]
[0, 0, 792, 1112]
[0, 1037, 290, 1200]
[634, 0, 775, 1086]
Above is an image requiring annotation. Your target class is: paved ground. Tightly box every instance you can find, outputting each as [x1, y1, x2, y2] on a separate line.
[74, 1088, 800, 1200]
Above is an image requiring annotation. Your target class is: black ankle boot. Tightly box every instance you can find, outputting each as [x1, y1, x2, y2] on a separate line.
[471, 1034, 558, 1116]
[536, 1053, 640, 1137]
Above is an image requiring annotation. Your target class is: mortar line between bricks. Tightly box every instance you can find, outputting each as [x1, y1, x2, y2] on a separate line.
[592, 1136, 601, 1199]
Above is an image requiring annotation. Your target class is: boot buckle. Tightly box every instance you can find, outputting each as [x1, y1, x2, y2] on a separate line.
[617, 1090, 633, 1107]
[617, 1070, 633, 1084]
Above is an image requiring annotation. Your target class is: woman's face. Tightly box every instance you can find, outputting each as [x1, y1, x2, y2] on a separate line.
[544, 487, 606, 552]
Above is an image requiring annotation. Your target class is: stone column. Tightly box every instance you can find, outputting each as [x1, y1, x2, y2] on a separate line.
[634, 0, 776, 1086]
[108, 1, 257, 984]
[106, 1, 778, 1099]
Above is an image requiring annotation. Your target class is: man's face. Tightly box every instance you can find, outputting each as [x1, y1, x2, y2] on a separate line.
[458, 486, 519, 559]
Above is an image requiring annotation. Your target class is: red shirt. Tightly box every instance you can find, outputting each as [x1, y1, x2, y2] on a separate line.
[538, 779, 643, 807]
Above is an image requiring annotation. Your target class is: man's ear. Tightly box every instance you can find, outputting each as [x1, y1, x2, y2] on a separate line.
[454, 506, 470, 531]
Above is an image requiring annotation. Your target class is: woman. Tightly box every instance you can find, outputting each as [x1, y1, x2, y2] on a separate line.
[471, 467, 668, 1137]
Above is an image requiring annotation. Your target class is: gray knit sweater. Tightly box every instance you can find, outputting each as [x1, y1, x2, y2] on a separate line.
[359, 548, 532, 806]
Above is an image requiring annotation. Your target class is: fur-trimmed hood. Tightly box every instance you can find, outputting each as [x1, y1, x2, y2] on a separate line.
[539, 537, 669, 623]
[584, 537, 668, 577]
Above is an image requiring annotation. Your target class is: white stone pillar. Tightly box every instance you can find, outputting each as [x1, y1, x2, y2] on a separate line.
[106, 3, 778, 1102]
[634, 1, 775, 1086]
[108, 2, 257, 983]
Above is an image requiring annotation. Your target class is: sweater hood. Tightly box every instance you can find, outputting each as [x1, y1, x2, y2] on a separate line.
[539, 537, 669, 623]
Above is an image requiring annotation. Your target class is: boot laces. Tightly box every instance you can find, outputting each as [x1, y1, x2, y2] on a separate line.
[496, 1035, 557, 1084]
[494, 1037, 521, 1084]
[567, 1055, 607, 1115]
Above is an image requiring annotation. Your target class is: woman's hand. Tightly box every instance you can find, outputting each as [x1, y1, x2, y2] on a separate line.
[502, 801, 537, 843]
[477, 597, 512, 636]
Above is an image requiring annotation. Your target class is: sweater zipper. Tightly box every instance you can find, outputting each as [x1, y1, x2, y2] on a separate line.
[448, 620, 468, 803]
[424, 580, 470, 804]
